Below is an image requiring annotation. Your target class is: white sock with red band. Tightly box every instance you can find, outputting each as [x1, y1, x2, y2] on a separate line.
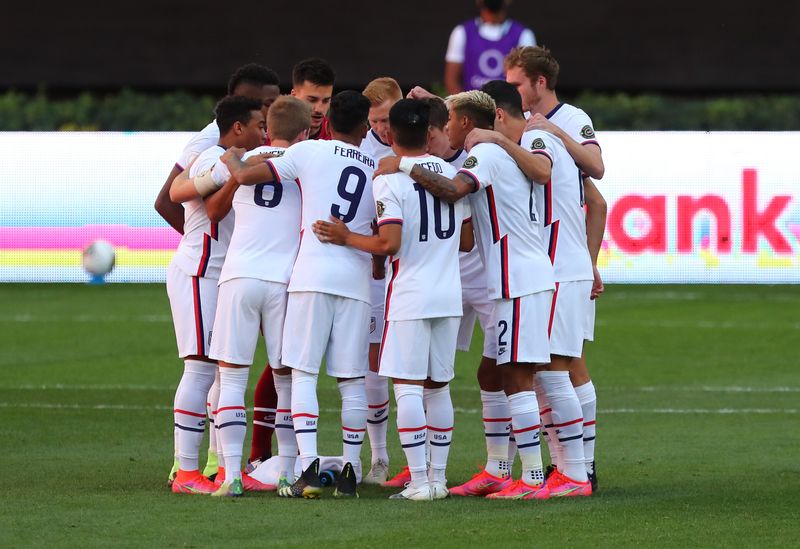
[216, 366, 250, 482]
[574, 380, 597, 475]
[537, 371, 587, 483]
[480, 390, 511, 478]
[424, 385, 454, 484]
[365, 370, 390, 464]
[273, 373, 297, 477]
[339, 378, 368, 473]
[291, 369, 319, 471]
[508, 391, 544, 486]
[394, 383, 428, 487]
[174, 360, 216, 472]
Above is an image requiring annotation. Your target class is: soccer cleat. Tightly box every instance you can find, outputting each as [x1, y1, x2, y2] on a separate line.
[588, 461, 597, 492]
[449, 468, 513, 497]
[536, 470, 592, 499]
[288, 458, 323, 499]
[389, 482, 433, 501]
[430, 480, 449, 500]
[277, 474, 294, 498]
[245, 453, 271, 475]
[362, 459, 390, 485]
[382, 465, 411, 488]
[485, 479, 546, 500]
[202, 450, 219, 480]
[544, 463, 557, 481]
[171, 470, 217, 495]
[242, 472, 276, 492]
[167, 458, 179, 487]
[333, 462, 359, 498]
[213, 467, 226, 488]
[211, 478, 244, 497]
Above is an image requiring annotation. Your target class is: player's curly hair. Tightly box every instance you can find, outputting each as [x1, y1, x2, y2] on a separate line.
[227, 63, 280, 95]
[445, 90, 496, 129]
[504, 46, 560, 90]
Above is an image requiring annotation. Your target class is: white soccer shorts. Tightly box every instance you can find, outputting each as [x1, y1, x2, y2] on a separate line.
[379, 316, 460, 382]
[166, 262, 218, 359]
[492, 290, 553, 366]
[549, 280, 593, 358]
[208, 278, 288, 366]
[369, 277, 385, 345]
[456, 285, 496, 358]
[281, 291, 370, 378]
[584, 298, 595, 342]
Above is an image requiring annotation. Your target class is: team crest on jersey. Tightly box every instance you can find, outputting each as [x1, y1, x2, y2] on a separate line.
[376, 200, 385, 218]
[580, 125, 595, 139]
[463, 156, 478, 169]
[530, 138, 546, 150]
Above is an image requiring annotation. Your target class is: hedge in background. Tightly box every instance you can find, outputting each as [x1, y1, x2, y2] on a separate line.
[1, 89, 799, 131]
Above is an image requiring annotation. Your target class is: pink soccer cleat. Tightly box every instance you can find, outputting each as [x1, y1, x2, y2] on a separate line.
[485, 479, 547, 500]
[382, 466, 411, 488]
[242, 472, 276, 492]
[449, 468, 513, 497]
[534, 470, 592, 499]
[171, 470, 217, 495]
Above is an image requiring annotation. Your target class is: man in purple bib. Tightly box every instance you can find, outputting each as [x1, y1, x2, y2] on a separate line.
[445, 0, 536, 94]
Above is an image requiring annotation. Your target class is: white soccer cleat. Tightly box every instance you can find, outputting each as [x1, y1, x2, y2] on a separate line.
[430, 480, 449, 500]
[389, 482, 433, 501]
[362, 459, 389, 485]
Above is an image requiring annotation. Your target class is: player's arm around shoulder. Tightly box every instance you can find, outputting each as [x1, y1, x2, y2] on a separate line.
[204, 175, 239, 223]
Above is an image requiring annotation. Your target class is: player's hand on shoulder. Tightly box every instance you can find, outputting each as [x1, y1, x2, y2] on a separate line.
[312, 216, 350, 245]
[406, 86, 437, 100]
[526, 113, 560, 137]
[220, 147, 246, 166]
[374, 156, 401, 179]
[464, 128, 501, 151]
[245, 152, 274, 165]
[591, 265, 604, 300]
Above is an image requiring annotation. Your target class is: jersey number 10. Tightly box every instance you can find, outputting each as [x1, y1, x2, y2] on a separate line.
[413, 183, 455, 242]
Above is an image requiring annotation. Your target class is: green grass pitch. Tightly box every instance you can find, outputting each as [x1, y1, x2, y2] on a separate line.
[1, 283, 798, 548]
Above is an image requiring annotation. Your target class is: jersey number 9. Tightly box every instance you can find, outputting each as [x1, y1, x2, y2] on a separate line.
[331, 166, 367, 223]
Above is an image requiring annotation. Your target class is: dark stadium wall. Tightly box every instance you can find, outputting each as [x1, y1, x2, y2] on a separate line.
[2, 0, 796, 93]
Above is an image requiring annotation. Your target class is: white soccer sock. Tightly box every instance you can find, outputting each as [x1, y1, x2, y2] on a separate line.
[273, 373, 297, 477]
[534, 374, 562, 470]
[480, 390, 511, 478]
[394, 383, 428, 487]
[216, 367, 250, 482]
[291, 369, 319, 470]
[173, 360, 216, 471]
[537, 371, 587, 483]
[206, 367, 221, 459]
[339, 378, 368, 471]
[424, 385, 454, 484]
[365, 370, 390, 464]
[574, 380, 597, 475]
[508, 391, 544, 486]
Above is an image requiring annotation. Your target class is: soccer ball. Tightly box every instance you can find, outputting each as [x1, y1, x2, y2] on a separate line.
[82, 240, 116, 277]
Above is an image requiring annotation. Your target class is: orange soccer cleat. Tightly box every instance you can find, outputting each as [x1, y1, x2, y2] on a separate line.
[171, 470, 217, 495]
[449, 468, 512, 497]
[382, 466, 411, 488]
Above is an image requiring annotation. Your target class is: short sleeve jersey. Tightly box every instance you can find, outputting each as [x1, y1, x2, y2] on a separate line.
[266, 140, 377, 303]
[375, 155, 469, 321]
[545, 103, 600, 153]
[360, 130, 393, 161]
[460, 143, 554, 300]
[521, 130, 593, 283]
[212, 146, 302, 285]
[175, 121, 220, 172]
[170, 145, 235, 280]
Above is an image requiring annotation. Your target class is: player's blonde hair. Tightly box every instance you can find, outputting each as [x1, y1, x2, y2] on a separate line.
[362, 77, 403, 106]
[267, 96, 312, 142]
[445, 90, 496, 129]
[504, 46, 560, 90]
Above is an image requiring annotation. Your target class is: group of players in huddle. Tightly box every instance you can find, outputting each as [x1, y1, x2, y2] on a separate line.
[156, 46, 607, 500]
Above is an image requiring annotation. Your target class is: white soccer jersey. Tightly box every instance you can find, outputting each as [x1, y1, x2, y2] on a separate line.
[460, 143, 554, 300]
[175, 121, 220, 172]
[445, 147, 486, 290]
[211, 146, 302, 285]
[171, 145, 234, 280]
[360, 130, 393, 160]
[266, 139, 377, 303]
[521, 130, 593, 282]
[545, 103, 600, 153]
[375, 155, 468, 321]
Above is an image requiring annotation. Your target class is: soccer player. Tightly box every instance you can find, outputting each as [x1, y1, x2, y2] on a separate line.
[222, 91, 376, 499]
[313, 99, 473, 500]
[156, 63, 280, 485]
[376, 90, 556, 500]
[167, 95, 267, 495]
[290, 58, 335, 140]
[359, 77, 403, 485]
[504, 46, 606, 488]
[198, 96, 312, 497]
